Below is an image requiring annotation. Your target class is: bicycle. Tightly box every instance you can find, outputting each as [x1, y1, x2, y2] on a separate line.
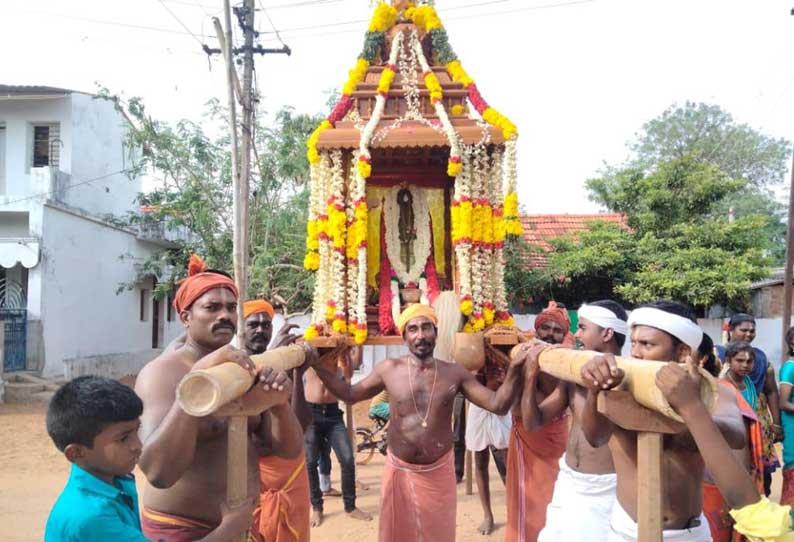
[355, 412, 389, 465]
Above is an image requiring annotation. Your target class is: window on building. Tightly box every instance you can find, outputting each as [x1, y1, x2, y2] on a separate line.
[31, 123, 60, 168]
[140, 289, 150, 322]
[167, 295, 174, 322]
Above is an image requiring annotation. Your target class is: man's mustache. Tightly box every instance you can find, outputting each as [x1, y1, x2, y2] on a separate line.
[213, 321, 235, 332]
[251, 333, 267, 342]
[414, 340, 432, 348]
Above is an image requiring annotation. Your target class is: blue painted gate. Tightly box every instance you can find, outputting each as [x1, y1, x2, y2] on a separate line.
[1, 308, 27, 371]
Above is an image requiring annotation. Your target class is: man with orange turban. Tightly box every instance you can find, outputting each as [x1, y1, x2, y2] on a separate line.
[134, 256, 305, 542]
[241, 299, 310, 542]
[505, 301, 572, 542]
[304, 303, 528, 542]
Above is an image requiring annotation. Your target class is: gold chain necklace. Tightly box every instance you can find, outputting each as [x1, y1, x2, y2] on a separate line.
[407, 357, 438, 428]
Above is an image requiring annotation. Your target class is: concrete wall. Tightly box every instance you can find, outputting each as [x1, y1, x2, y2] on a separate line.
[67, 94, 140, 217]
[63, 349, 163, 380]
[0, 96, 72, 196]
[751, 284, 792, 320]
[38, 204, 180, 376]
[0, 93, 140, 217]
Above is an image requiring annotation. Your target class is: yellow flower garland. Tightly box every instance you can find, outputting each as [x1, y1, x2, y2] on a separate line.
[423, 71, 443, 103]
[446, 60, 474, 88]
[307, 120, 332, 165]
[368, 2, 398, 32]
[377, 65, 396, 95]
[483, 108, 518, 141]
[503, 192, 522, 236]
[343, 58, 370, 96]
[405, 5, 443, 32]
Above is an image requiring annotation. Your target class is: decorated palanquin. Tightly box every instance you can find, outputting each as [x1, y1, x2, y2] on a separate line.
[303, 1, 523, 346]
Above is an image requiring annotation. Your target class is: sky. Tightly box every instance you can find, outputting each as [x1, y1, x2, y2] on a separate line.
[3, 0, 793, 214]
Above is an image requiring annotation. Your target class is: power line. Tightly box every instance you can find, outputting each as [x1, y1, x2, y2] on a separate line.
[162, 0, 342, 12]
[9, 7, 217, 41]
[251, 0, 595, 40]
[257, 0, 288, 48]
[156, 0, 209, 46]
[0, 169, 135, 208]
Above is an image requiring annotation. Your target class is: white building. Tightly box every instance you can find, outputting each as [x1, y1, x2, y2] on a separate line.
[0, 85, 182, 378]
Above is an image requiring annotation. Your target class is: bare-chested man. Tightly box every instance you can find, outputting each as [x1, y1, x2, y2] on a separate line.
[505, 301, 570, 542]
[522, 300, 628, 541]
[580, 300, 745, 542]
[305, 304, 526, 542]
[303, 347, 371, 526]
[241, 299, 312, 542]
[134, 262, 304, 542]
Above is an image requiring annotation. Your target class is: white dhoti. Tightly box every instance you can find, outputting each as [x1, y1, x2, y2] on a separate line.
[464, 403, 511, 451]
[538, 454, 617, 542]
[607, 501, 711, 542]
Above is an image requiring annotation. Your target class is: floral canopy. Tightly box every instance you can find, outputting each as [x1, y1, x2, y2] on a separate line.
[303, 2, 523, 345]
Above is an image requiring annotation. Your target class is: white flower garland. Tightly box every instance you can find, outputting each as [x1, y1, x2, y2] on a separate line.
[454, 152, 473, 315]
[310, 152, 333, 328]
[383, 185, 432, 286]
[411, 34, 462, 169]
[357, 30, 403, 171]
[491, 147, 508, 316]
[329, 149, 347, 332]
[505, 138, 518, 196]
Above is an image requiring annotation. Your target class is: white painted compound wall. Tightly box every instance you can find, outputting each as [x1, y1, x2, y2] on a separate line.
[38, 205, 181, 376]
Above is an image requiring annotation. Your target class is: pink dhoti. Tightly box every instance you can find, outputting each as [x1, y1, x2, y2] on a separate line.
[378, 449, 456, 542]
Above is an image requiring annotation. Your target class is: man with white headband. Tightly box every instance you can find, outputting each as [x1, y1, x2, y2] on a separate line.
[578, 300, 745, 542]
[522, 300, 628, 542]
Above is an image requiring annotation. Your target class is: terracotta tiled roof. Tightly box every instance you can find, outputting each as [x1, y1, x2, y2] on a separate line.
[521, 213, 627, 268]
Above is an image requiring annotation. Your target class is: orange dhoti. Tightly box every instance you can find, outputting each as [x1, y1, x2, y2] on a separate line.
[252, 454, 311, 542]
[506, 415, 569, 542]
[379, 449, 456, 542]
[141, 507, 217, 542]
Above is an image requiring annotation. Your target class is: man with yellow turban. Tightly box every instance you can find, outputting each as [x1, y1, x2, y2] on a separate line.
[134, 257, 305, 542]
[305, 303, 528, 542]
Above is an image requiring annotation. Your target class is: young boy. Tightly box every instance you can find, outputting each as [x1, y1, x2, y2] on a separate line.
[45, 376, 255, 542]
[45, 376, 148, 542]
[656, 362, 794, 541]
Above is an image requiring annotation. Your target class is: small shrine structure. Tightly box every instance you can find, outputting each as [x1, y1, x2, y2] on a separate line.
[303, 0, 523, 345]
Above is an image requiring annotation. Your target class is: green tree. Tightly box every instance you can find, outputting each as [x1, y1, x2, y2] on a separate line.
[527, 153, 776, 313]
[108, 93, 324, 312]
[630, 101, 791, 264]
[631, 101, 790, 189]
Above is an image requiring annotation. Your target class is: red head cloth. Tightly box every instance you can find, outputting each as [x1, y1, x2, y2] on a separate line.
[172, 255, 238, 313]
[243, 299, 275, 320]
[534, 301, 570, 333]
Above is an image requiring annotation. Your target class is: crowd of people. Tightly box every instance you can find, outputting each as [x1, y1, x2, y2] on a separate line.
[41, 256, 794, 542]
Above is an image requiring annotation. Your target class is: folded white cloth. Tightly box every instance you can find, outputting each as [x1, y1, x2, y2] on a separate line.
[579, 304, 628, 335]
[464, 403, 511, 451]
[627, 307, 703, 351]
[538, 454, 617, 542]
[607, 501, 712, 542]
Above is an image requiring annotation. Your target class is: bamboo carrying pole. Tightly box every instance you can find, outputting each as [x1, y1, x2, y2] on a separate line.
[517, 347, 719, 422]
[176, 344, 306, 417]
